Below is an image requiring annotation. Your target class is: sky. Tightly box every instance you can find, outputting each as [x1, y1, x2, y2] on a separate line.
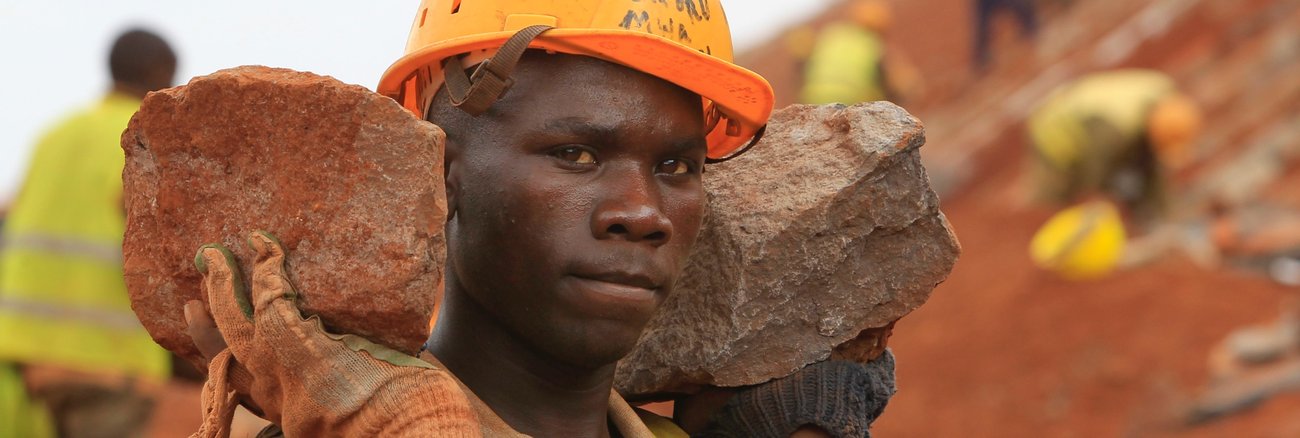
[0, 0, 838, 203]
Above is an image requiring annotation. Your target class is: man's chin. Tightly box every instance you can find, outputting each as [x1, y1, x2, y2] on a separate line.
[539, 322, 649, 369]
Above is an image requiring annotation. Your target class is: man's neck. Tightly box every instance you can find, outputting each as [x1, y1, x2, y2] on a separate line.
[111, 82, 149, 100]
[429, 278, 617, 438]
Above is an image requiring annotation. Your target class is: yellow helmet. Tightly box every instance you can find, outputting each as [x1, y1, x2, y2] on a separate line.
[378, 0, 775, 160]
[849, 0, 892, 33]
[1147, 93, 1203, 168]
[1030, 201, 1128, 280]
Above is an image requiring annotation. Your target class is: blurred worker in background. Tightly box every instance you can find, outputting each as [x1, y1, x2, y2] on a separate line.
[780, 24, 818, 86]
[799, 0, 923, 106]
[1025, 69, 1204, 279]
[973, 0, 1039, 72]
[0, 29, 176, 438]
[1027, 69, 1202, 226]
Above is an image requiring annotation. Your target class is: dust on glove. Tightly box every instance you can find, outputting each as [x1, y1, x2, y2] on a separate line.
[190, 231, 479, 437]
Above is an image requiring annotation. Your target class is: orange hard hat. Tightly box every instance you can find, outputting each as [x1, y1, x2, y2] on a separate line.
[1147, 93, 1203, 167]
[849, 0, 892, 33]
[378, 0, 776, 160]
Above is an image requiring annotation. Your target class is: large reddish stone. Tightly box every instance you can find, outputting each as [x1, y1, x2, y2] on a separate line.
[616, 103, 960, 398]
[122, 66, 446, 369]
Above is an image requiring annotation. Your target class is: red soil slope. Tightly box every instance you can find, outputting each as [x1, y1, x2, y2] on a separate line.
[743, 0, 1300, 435]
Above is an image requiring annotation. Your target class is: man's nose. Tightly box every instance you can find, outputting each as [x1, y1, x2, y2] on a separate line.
[591, 175, 673, 247]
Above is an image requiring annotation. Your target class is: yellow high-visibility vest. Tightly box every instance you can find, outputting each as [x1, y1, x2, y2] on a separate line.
[0, 93, 169, 381]
[1028, 69, 1176, 170]
[800, 22, 886, 105]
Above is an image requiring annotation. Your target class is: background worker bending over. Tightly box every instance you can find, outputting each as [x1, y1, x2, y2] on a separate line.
[1025, 69, 1204, 279]
[1027, 69, 1203, 227]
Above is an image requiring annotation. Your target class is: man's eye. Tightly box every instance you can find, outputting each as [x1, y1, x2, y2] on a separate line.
[553, 146, 597, 165]
[657, 159, 695, 175]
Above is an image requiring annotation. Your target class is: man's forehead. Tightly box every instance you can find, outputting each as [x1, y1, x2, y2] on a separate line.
[505, 52, 700, 105]
[427, 51, 706, 146]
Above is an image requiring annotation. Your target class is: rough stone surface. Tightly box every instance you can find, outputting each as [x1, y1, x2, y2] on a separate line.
[122, 66, 446, 369]
[616, 102, 960, 398]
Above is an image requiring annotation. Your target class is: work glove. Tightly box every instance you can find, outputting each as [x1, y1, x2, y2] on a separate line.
[697, 351, 897, 438]
[187, 231, 478, 437]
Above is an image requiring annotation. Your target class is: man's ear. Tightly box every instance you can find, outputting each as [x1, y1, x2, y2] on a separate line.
[443, 136, 461, 222]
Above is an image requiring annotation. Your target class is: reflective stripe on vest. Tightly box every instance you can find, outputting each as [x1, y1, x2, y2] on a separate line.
[0, 232, 123, 265]
[0, 93, 169, 380]
[0, 294, 143, 331]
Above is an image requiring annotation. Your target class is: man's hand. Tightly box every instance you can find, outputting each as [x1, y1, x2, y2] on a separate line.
[689, 351, 897, 438]
[183, 231, 478, 437]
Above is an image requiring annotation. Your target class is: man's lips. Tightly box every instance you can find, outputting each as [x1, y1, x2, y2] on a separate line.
[566, 270, 664, 303]
[575, 271, 660, 290]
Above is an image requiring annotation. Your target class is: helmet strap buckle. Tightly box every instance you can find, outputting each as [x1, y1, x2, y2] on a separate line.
[706, 124, 767, 165]
[442, 24, 554, 116]
[468, 58, 517, 97]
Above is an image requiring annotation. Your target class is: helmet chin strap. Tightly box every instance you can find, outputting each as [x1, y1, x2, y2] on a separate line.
[438, 23, 768, 161]
[706, 124, 766, 164]
[441, 25, 554, 116]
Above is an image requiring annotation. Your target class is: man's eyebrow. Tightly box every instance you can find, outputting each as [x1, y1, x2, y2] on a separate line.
[542, 117, 706, 155]
[668, 136, 708, 157]
[542, 117, 619, 145]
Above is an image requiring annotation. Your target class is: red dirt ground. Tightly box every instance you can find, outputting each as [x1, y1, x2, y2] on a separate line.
[738, 0, 1300, 436]
[874, 150, 1300, 437]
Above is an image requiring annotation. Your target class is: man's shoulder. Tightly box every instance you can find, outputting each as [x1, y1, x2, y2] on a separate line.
[417, 351, 526, 436]
[415, 350, 474, 401]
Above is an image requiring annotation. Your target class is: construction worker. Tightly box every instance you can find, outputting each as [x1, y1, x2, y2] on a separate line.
[1027, 69, 1203, 226]
[180, 1, 896, 437]
[0, 29, 176, 438]
[800, 0, 920, 105]
[1025, 69, 1204, 279]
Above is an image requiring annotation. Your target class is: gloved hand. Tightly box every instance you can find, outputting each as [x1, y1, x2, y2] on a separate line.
[697, 351, 897, 438]
[186, 231, 478, 437]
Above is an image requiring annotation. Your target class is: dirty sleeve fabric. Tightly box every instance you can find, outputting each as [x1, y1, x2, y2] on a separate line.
[190, 233, 478, 437]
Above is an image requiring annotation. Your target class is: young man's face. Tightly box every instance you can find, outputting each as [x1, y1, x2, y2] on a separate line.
[439, 53, 708, 368]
